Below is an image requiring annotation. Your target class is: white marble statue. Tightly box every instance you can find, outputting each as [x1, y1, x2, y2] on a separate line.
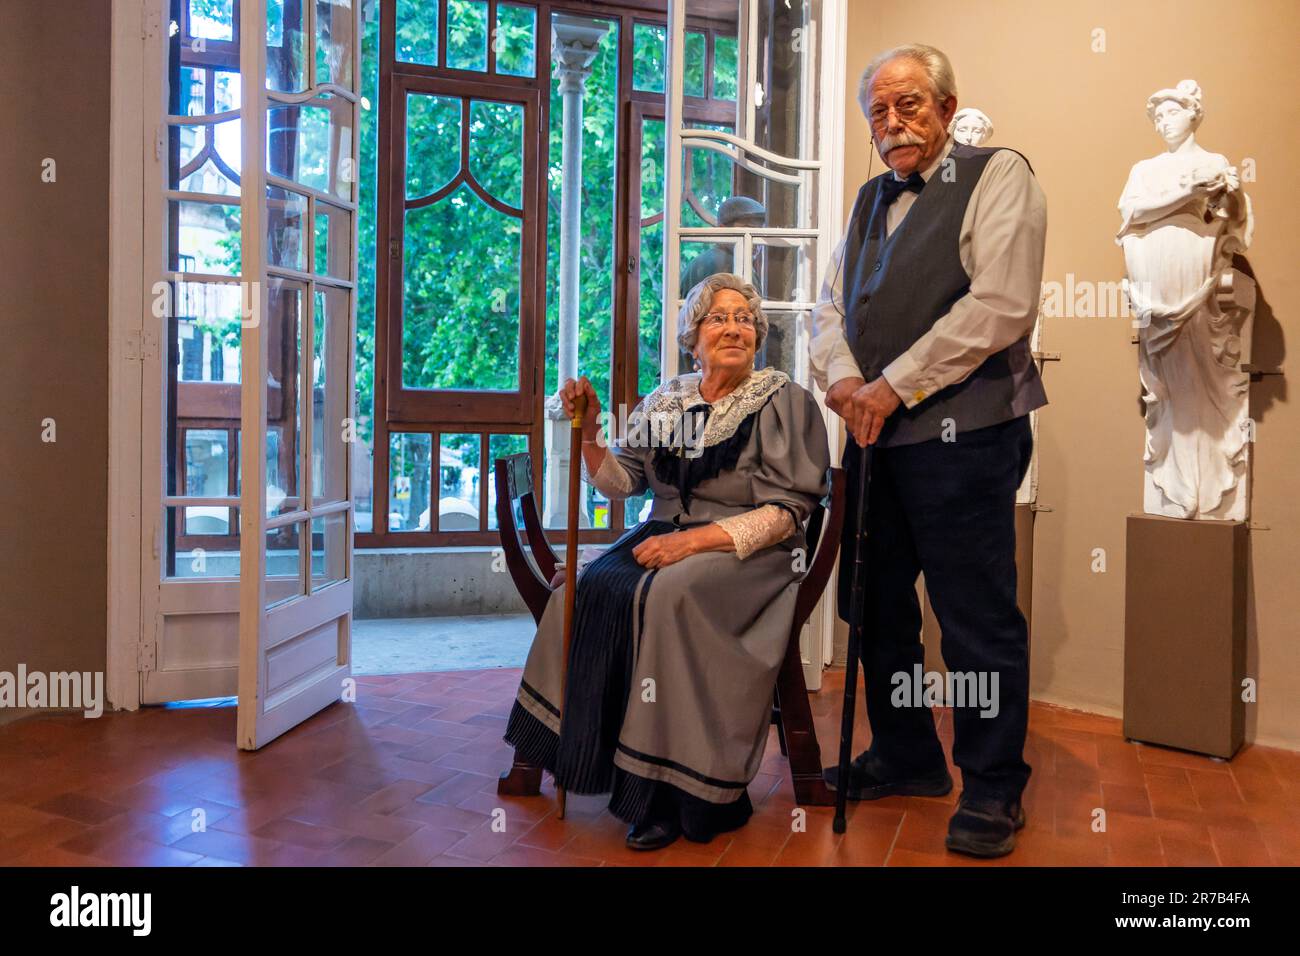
[949, 107, 994, 146]
[1117, 80, 1255, 521]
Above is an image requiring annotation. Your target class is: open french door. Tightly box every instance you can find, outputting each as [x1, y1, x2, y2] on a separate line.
[236, 0, 360, 749]
[661, 0, 846, 687]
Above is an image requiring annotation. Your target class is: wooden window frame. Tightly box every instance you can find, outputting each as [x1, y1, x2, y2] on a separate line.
[360, 0, 737, 549]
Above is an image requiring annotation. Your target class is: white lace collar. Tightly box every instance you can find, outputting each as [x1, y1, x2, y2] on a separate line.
[642, 367, 789, 448]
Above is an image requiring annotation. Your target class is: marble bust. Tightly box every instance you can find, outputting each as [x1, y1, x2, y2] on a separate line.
[949, 107, 994, 146]
[1117, 80, 1256, 520]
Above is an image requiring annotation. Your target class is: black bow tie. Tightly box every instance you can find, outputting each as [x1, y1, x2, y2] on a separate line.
[880, 171, 925, 206]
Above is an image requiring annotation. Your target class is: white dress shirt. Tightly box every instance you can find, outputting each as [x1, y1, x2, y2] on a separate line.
[809, 135, 1048, 408]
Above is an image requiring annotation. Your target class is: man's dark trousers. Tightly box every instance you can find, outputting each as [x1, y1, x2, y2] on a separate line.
[841, 414, 1034, 803]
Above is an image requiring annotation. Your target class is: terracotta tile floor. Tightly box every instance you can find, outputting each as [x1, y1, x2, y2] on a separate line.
[1, 668, 1297, 867]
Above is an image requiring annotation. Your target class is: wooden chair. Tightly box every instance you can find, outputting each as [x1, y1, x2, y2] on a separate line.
[494, 451, 845, 807]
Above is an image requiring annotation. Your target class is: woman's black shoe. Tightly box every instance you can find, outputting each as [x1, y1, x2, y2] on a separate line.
[626, 818, 682, 851]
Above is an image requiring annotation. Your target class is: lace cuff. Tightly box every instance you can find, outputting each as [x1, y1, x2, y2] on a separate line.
[581, 447, 639, 499]
[715, 504, 796, 561]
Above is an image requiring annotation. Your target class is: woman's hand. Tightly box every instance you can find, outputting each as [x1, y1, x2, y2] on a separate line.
[560, 376, 602, 442]
[632, 530, 702, 569]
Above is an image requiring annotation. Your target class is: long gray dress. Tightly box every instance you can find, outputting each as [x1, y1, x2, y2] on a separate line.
[504, 368, 830, 836]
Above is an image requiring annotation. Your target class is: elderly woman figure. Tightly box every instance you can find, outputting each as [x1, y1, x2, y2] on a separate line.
[504, 274, 830, 850]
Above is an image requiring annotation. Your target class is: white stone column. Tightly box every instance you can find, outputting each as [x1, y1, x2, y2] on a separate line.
[544, 13, 610, 529]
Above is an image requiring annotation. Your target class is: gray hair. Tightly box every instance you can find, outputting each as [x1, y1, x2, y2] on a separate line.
[857, 43, 957, 116]
[677, 273, 768, 354]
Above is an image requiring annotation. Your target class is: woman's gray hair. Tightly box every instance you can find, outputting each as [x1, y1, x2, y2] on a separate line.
[677, 273, 768, 354]
[857, 43, 957, 115]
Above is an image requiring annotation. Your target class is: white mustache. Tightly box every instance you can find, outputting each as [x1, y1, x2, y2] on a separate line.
[877, 131, 925, 154]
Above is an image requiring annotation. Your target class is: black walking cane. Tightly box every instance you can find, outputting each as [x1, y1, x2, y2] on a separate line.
[833, 440, 873, 835]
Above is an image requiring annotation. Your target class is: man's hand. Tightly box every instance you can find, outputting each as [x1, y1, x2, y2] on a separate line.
[829, 376, 902, 446]
[632, 530, 701, 569]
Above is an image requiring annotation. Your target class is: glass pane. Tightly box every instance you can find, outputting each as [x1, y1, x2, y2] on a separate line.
[684, 31, 706, 98]
[184, 505, 233, 536]
[353, 433, 374, 532]
[637, 217, 663, 397]
[712, 35, 738, 101]
[266, 521, 303, 608]
[311, 512, 348, 592]
[267, 185, 308, 271]
[317, 0, 355, 89]
[755, 309, 802, 377]
[438, 433, 481, 531]
[542, 18, 618, 407]
[632, 23, 665, 93]
[540, 445, 605, 531]
[639, 117, 665, 218]
[468, 99, 523, 209]
[184, 429, 230, 496]
[405, 93, 461, 200]
[680, 239, 736, 297]
[266, 0, 307, 93]
[402, 189, 520, 391]
[447, 0, 489, 71]
[494, 3, 536, 77]
[754, 0, 820, 163]
[211, 68, 240, 113]
[312, 286, 350, 505]
[172, 200, 241, 276]
[267, 94, 355, 201]
[178, 67, 206, 116]
[624, 487, 654, 529]
[178, 156, 241, 197]
[189, 0, 233, 41]
[314, 201, 351, 279]
[389, 432, 432, 531]
[486, 433, 527, 531]
[355, 2, 380, 537]
[166, 507, 240, 578]
[752, 236, 816, 304]
[681, 144, 806, 229]
[175, 281, 242, 384]
[174, 118, 242, 195]
[266, 279, 304, 516]
[396, 0, 438, 66]
[176, 66, 238, 117]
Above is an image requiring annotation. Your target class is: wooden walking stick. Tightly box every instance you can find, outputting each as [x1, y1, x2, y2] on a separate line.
[834, 441, 873, 834]
[556, 389, 588, 820]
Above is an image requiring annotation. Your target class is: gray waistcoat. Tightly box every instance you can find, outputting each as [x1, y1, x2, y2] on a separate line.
[842, 143, 1047, 447]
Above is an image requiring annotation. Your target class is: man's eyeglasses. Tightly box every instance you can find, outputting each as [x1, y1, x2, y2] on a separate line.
[703, 311, 757, 329]
[869, 98, 925, 129]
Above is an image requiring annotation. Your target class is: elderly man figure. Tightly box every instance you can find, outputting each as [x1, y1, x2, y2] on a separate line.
[809, 43, 1047, 858]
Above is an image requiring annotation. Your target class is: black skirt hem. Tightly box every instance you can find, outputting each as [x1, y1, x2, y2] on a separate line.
[504, 699, 752, 841]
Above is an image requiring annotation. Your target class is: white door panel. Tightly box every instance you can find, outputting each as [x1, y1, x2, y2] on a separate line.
[237, 0, 359, 750]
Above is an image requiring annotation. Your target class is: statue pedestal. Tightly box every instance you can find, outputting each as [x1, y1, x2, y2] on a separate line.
[1123, 514, 1247, 758]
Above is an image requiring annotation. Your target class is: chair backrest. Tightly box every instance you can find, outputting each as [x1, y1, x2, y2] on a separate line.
[494, 453, 559, 623]
[792, 467, 846, 628]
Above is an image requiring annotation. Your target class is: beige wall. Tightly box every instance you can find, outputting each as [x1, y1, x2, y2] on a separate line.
[0, 1, 112, 723]
[842, 0, 1299, 748]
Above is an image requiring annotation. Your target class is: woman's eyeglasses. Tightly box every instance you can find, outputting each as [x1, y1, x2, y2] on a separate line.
[703, 311, 757, 329]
